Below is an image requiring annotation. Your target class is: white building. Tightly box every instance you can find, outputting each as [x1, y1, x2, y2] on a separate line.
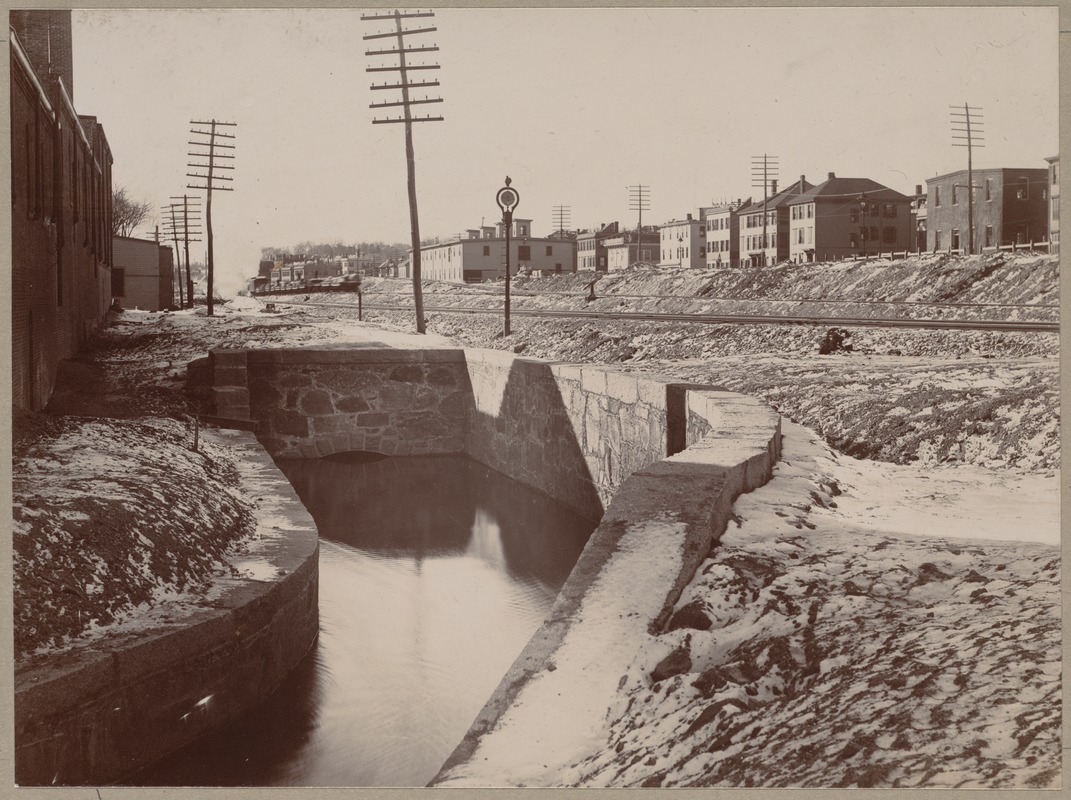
[658, 214, 706, 269]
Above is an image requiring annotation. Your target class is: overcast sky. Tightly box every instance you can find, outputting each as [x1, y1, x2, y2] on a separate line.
[70, 6, 1058, 293]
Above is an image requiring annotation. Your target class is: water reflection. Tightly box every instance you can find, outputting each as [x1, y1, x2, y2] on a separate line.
[126, 454, 595, 787]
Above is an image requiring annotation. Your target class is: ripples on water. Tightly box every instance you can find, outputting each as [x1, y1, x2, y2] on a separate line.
[126, 454, 596, 787]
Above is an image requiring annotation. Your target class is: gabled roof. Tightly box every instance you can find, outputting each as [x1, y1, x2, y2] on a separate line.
[740, 179, 813, 214]
[790, 176, 909, 204]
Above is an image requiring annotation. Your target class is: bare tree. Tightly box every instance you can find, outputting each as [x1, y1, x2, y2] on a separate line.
[112, 187, 152, 237]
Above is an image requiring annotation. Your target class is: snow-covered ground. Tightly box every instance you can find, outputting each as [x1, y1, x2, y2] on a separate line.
[13, 278, 1061, 787]
[435, 422, 1061, 788]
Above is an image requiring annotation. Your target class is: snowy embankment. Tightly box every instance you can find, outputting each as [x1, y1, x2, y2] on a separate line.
[435, 422, 1060, 788]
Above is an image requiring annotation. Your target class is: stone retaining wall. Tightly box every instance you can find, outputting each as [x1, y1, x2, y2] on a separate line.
[13, 430, 320, 786]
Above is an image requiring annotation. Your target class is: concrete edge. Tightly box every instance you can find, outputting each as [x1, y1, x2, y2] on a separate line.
[430, 384, 782, 784]
[13, 429, 320, 786]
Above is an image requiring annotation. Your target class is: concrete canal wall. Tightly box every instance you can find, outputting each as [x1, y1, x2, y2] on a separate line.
[14, 344, 781, 785]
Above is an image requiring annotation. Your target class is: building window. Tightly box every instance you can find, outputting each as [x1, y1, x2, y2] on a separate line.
[1016, 179, 1029, 200]
[934, 230, 942, 249]
[483, 245, 490, 256]
[934, 186, 941, 206]
[850, 206, 859, 224]
[849, 233, 857, 248]
[985, 225, 993, 247]
[546, 245, 553, 256]
[952, 185, 959, 205]
[1053, 196, 1060, 219]
[884, 204, 897, 218]
[985, 178, 992, 201]
[518, 225, 527, 236]
[883, 226, 897, 244]
[518, 245, 531, 261]
[951, 229, 960, 250]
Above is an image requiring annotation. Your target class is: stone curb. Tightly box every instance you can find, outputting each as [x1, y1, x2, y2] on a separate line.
[13, 429, 320, 786]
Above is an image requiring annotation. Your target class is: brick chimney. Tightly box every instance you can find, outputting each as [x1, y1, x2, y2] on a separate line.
[770, 180, 778, 195]
[828, 172, 836, 180]
[11, 10, 74, 100]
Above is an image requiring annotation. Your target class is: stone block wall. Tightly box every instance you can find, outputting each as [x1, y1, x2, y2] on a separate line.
[245, 346, 474, 459]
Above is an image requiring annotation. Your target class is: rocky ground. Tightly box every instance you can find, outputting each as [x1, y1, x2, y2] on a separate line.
[11, 253, 1062, 787]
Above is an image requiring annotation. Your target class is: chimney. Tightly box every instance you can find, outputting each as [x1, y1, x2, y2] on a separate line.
[11, 10, 74, 100]
[828, 172, 836, 180]
[915, 184, 923, 196]
[770, 180, 778, 195]
[686, 213, 693, 221]
[800, 175, 806, 189]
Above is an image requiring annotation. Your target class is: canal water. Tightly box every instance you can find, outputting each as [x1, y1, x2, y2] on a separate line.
[126, 454, 596, 787]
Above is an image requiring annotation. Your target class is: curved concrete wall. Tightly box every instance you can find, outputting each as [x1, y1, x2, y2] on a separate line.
[431, 388, 782, 784]
[13, 430, 320, 786]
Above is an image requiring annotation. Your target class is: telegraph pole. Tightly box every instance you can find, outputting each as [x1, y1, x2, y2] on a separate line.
[187, 119, 236, 316]
[552, 205, 572, 237]
[628, 184, 650, 266]
[951, 104, 984, 255]
[164, 195, 202, 308]
[163, 204, 186, 308]
[751, 155, 779, 265]
[363, 9, 444, 335]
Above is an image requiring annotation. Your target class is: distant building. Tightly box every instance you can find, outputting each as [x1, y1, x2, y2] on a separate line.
[910, 184, 927, 253]
[603, 228, 660, 271]
[786, 173, 913, 263]
[658, 214, 706, 269]
[1045, 155, 1059, 253]
[10, 10, 114, 410]
[415, 219, 577, 282]
[739, 177, 814, 266]
[701, 200, 748, 268]
[926, 167, 1048, 252]
[577, 222, 620, 272]
[112, 237, 174, 311]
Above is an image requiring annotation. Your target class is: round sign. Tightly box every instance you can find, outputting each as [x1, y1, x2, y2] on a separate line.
[498, 187, 518, 208]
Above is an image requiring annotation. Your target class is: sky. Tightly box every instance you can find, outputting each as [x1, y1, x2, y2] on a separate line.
[69, 6, 1059, 294]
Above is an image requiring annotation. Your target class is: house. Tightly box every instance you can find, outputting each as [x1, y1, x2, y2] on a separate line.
[415, 219, 578, 282]
[1045, 155, 1059, 253]
[739, 177, 814, 266]
[603, 228, 660, 271]
[577, 222, 620, 272]
[10, 10, 114, 410]
[786, 173, 913, 263]
[925, 167, 1048, 253]
[701, 200, 748, 268]
[112, 236, 174, 311]
[658, 214, 706, 269]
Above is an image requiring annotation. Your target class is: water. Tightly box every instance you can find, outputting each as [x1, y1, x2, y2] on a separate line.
[126, 454, 596, 787]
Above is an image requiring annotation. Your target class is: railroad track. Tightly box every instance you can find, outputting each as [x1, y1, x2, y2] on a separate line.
[280, 298, 1059, 333]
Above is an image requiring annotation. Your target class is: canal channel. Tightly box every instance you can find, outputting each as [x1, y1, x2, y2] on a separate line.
[124, 453, 597, 787]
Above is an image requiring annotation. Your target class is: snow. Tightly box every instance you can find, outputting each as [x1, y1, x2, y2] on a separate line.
[437, 421, 1060, 788]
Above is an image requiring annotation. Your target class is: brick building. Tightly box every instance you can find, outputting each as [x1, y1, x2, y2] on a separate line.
[112, 236, 174, 311]
[925, 167, 1048, 253]
[786, 173, 913, 263]
[11, 10, 114, 410]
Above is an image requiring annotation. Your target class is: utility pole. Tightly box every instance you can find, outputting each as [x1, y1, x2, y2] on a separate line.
[552, 205, 572, 237]
[163, 204, 185, 308]
[163, 195, 202, 308]
[628, 184, 650, 266]
[951, 103, 984, 255]
[751, 155, 779, 266]
[187, 119, 236, 316]
[363, 9, 444, 335]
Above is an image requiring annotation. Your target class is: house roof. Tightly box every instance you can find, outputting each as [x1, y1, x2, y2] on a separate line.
[790, 176, 909, 204]
[926, 166, 1047, 184]
[740, 179, 813, 214]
